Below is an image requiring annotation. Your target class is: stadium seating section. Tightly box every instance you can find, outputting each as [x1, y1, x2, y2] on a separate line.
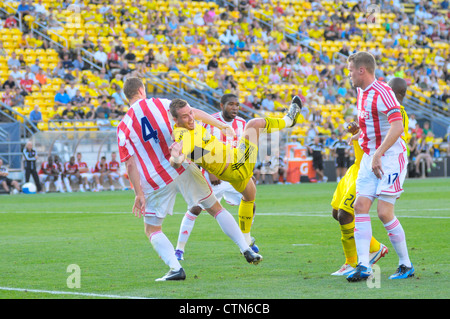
[0, 0, 448, 150]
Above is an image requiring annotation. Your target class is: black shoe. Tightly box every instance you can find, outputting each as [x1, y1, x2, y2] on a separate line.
[346, 263, 372, 282]
[286, 96, 303, 127]
[155, 268, 186, 281]
[243, 248, 263, 265]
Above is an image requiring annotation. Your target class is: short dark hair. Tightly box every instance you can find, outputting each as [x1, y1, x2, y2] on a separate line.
[169, 98, 188, 119]
[123, 77, 144, 101]
[347, 51, 376, 75]
[221, 93, 238, 105]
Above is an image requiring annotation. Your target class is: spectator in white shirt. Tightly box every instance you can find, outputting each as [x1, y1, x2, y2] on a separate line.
[94, 46, 108, 68]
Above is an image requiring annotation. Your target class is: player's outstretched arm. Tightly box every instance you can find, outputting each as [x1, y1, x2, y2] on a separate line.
[192, 108, 236, 138]
[125, 155, 145, 218]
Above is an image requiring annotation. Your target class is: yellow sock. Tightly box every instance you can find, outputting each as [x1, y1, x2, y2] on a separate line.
[264, 117, 286, 133]
[369, 236, 381, 253]
[238, 199, 254, 235]
[340, 222, 357, 268]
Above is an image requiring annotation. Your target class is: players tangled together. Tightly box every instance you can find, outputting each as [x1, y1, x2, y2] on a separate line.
[36, 151, 128, 193]
[10, 50, 416, 284]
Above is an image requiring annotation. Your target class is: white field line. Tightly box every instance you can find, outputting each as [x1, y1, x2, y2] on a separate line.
[0, 286, 153, 299]
[0, 209, 449, 218]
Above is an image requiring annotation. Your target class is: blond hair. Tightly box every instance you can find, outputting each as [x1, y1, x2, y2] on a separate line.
[347, 51, 377, 75]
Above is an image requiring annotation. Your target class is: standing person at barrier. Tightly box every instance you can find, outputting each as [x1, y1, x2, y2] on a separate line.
[22, 141, 42, 193]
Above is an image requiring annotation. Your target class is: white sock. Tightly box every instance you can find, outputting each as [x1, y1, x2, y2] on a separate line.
[243, 232, 252, 246]
[56, 177, 63, 191]
[214, 208, 249, 253]
[118, 177, 125, 188]
[354, 214, 372, 267]
[176, 211, 197, 251]
[384, 217, 411, 267]
[282, 115, 293, 128]
[150, 231, 182, 271]
[64, 177, 72, 192]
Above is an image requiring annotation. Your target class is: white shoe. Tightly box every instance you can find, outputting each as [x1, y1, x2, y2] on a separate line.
[369, 243, 389, 265]
[331, 263, 355, 276]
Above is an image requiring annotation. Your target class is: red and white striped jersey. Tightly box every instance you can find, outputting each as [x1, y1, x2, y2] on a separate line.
[76, 161, 89, 173]
[64, 162, 78, 174]
[117, 98, 186, 193]
[357, 80, 405, 156]
[203, 112, 246, 148]
[108, 160, 120, 172]
[93, 161, 108, 173]
[39, 161, 57, 174]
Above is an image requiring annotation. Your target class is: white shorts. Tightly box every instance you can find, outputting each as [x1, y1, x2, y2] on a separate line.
[202, 171, 242, 207]
[109, 172, 121, 179]
[144, 163, 216, 225]
[39, 174, 58, 182]
[356, 151, 408, 199]
[80, 172, 93, 182]
[68, 175, 79, 182]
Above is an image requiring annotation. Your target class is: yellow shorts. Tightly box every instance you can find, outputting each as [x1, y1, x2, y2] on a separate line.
[330, 164, 359, 215]
[219, 137, 258, 193]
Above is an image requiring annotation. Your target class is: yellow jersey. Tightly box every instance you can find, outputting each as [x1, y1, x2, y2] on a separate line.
[173, 123, 232, 178]
[400, 105, 409, 143]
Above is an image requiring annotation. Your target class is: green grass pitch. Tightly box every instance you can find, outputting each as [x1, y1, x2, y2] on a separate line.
[0, 178, 449, 299]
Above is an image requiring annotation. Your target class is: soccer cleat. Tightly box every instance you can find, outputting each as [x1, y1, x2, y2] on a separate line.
[175, 249, 184, 261]
[286, 96, 303, 127]
[155, 268, 186, 281]
[346, 263, 372, 282]
[331, 263, 355, 276]
[250, 237, 259, 253]
[369, 243, 388, 266]
[389, 264, 415, 279]
[243, 248, 263, 265]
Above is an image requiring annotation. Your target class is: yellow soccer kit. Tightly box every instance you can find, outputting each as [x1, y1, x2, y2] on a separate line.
[173, 123, 258, 193]
[331, 140, 363, 214]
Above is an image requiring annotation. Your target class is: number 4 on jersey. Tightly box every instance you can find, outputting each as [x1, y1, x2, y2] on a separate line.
[141, 117, 159, 143]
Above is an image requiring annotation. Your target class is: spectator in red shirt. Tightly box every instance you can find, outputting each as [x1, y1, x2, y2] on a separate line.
[4, 15, 18, 29]
[412, 123, 424, 140]
[19, 74, 34, 94]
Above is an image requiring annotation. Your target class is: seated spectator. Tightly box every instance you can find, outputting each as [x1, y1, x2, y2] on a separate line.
[11, 87, 25, 106]
[62, 104, 79, 120]
[84, 104, 97, 120]
[415, 135, 436, 176]
[0, 158, 21, 194]
[154, 47, 169, 66]
[54, 87, 71, 106]
[30, 59, 41, 74]
[8, 52, 21, 69]
[261, 94, 275, 111]
[70, 90, 85, 107]
[29, 105, 43, 126]
[2, 76, 17, 90]
[207, 55, 219, 71]
[35, 68, 48, 86]
[18, 74, 33, 95]
[94, 46, 108, 68]
[1, 87, 13, 107]
[62, 54, 74, 70]
[4, 14, 18, 29]
[95, 100, 111, 119]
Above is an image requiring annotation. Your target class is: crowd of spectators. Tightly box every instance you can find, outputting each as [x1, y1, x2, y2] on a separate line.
[0, 1, 448, 156]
